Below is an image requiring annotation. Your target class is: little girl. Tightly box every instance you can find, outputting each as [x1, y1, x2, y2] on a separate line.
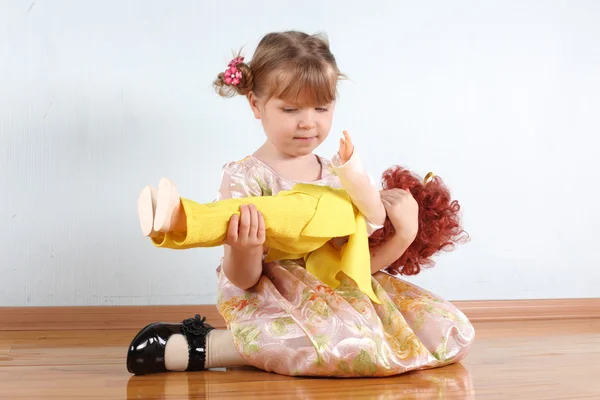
[127, 30, 475, 377]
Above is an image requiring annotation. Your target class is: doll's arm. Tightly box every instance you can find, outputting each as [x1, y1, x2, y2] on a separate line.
[332, 132, 386, 234]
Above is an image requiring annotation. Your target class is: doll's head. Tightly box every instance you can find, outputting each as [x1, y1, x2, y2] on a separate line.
[213, 31, 343, 157]
[369, 167, 469, 275]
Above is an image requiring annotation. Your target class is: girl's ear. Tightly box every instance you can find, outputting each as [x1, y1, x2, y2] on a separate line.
[247, 91, 262, 120]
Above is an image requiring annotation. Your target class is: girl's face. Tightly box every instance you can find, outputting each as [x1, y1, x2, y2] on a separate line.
[248, 91, 335, 157]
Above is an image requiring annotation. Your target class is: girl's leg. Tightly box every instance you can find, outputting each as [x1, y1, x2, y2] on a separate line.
[373, 273, 475, 366]
[126, 315, 249, 375]
[165, 330, 249, 371]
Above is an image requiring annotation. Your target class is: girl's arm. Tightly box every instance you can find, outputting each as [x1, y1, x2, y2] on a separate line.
[218, 163, 266, 290]
[370, 188, 420, 274]
[369, 233, 413, 275]
[222, 243, 264, 290]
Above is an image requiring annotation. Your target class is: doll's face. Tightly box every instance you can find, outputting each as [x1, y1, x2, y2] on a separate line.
[248, 91, 335, 157]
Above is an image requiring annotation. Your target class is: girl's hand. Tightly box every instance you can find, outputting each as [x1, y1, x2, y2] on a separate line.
[225, 204, 266, 252]
[338, 130, 354, 164]
[380, 189, 419, 242]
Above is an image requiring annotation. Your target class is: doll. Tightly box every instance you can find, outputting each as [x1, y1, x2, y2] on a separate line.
[137, 150, 467, 303]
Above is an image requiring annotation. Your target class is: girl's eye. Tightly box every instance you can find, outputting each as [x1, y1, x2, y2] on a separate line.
[282, 107, 328, 112]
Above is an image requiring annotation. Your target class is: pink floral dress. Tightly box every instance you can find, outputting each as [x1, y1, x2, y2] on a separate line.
[215, 155, 475, 377]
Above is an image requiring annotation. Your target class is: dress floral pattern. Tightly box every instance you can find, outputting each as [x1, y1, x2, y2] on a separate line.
[215, 155, 474, 377]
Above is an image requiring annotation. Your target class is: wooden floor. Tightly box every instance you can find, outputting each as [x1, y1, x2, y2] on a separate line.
[1, 319, 599, 399]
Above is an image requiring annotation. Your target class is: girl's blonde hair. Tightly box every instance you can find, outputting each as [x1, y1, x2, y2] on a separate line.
[214, 31, 343, 106]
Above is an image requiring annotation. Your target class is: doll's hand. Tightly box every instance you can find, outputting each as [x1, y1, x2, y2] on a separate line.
[338, 130, 354, 164]
[380, 189, 419, 242]
[225, 204, 266, 251]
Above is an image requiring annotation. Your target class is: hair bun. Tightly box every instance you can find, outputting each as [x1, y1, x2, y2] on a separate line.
[213, 57, 254, 98]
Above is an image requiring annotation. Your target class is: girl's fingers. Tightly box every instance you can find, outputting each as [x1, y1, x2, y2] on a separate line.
[257, 211, 266, 242]
[227, 214, 239, 243]
[248, 204, 258, 237]
[384, 189, 409, 200]
[238, 205, 250, 238]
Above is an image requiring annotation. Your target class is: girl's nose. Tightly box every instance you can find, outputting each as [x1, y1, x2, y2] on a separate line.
[298, 111, 316, 130]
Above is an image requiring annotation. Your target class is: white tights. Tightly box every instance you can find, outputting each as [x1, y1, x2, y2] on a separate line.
[164, 329, 249, 371]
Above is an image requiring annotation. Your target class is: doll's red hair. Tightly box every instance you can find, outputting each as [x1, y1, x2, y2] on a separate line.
[368, 166, 468, 276]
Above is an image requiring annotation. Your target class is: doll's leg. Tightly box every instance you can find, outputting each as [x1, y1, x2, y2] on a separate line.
[137, 185, 158, 237]
[137, 178, 186, 238]
[146, 178, 356, 253]
[154, 177, 186, 233]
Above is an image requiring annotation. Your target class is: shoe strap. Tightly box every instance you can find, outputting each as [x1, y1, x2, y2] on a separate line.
[180, 314, 215, 371]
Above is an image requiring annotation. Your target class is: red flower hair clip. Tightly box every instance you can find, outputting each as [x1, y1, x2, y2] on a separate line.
[224, 56, 244, 86]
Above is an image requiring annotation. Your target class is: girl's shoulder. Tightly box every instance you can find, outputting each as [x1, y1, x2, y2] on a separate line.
[221, 155, 268, 178]
[219, 155, 275, 197]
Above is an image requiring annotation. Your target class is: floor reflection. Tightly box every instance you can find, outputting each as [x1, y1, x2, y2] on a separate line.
[126, 363, 475, 399]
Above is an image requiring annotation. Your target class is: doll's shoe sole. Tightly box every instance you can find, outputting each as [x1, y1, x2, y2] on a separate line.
[138, 185, 158, 237]
[153, 178, 180, 232]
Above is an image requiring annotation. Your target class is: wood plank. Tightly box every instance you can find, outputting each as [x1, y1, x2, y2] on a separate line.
[0, 305, 226, 331]
[457, 298, 600, 321]
[1, 298, 599, 331]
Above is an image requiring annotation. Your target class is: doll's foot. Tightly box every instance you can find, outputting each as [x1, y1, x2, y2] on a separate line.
[126, 314, 214, 375]
[153, 178, 185, 232]
[138, 185, 158, 237]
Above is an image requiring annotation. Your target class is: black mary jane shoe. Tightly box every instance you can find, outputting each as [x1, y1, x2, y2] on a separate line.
[126, 314, 215, 375]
